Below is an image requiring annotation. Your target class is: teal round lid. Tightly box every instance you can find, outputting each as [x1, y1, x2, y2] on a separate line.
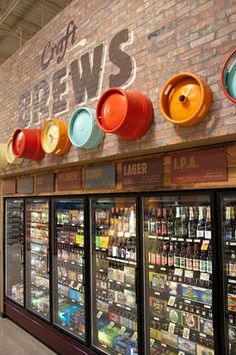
[69, 107, 94, 147]
[225, 59, 236, 99]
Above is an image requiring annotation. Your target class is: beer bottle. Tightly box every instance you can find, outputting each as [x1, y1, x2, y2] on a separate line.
[224, 206, 234, 241]
[174, 206, 181, 237]
[205, 206, 212, 240]
[188, 207, 196, 239]
[168, 242, 174, 269]
[196, 206, 205, 239]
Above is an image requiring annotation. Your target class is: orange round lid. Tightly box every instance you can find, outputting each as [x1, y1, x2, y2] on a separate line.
[14, 131, 25, 156]
[99, 92, 127, 131]
[168, 78, 202, 122]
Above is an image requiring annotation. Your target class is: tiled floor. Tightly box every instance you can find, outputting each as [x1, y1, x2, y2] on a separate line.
[0, 317, 55, 354]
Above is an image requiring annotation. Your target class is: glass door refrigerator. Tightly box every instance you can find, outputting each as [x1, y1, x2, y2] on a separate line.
[25, 199, 50, 320]
[52, 198, 86, 341]
[218, 192, 236, 355]
[142, 193, 217, 355]
[5, 198, 24, 306]
[90, 196, 139, 355]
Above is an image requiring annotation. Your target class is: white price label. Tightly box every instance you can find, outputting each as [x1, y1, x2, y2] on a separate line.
[168, 322, 175, 334]
[185, 270, 193, 278]
[168, 296, 176, 306]
[150, 338, 155, 347]
[124, 232, 130, 238]
[118, 231, 124, 237]
[183, 327, 190, 340]
[200, 272, 210, 281]
[131, 332, 138, 341]
[107, 321, 114, 329]
[174, 268, 183, 276]
[120, 326, 126, 335]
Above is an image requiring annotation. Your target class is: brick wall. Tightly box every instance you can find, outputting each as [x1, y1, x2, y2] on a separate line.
[0, 0, 236, 177]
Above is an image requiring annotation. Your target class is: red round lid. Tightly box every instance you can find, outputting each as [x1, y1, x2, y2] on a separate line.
[99, 92, 127, 131]
[14, 131, 25, 156]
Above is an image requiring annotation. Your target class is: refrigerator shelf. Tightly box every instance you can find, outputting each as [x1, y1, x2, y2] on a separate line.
[31, 271, 49, 279]
[26, 221, 48, 226]
[57, 241, 84, 248]
[228, 279, 236, 284]
[95, 247, 107, 252]
[107, 257, 136, 266]
[57, 222, 84, 227]
[29, 238, 49, 245]
[57, 259, 84, 267]
[108, 279, 134, 290]
[226, 241, 236, 246]
[107, 300, 136, 312]
[31, 282, 49, 291]
[30, 250, 47, 258]
[59, 294, 84, 306]
[57, 280, 84, 291]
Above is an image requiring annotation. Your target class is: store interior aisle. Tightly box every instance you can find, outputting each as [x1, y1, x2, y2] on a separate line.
[0, 317, 55, 355]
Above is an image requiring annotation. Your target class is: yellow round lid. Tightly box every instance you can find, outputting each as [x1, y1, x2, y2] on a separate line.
[41, 120, 60, 153]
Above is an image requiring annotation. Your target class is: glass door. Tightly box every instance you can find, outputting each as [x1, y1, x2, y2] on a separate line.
[220, 193, 236, 354]
[5, 199, 24, 305]
[25, 199, 50, 320]
[90, 196, 139, 355]
[142, 194, 215, 355]
[52, 199, 86, 341]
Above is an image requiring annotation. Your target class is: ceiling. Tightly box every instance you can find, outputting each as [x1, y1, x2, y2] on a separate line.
[0, 0, 72, 65]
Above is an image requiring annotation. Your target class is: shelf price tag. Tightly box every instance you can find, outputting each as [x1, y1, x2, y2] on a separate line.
[168, 296, 176, 306]
[150, 338, 155, 347]
[119, 326, 126, 335]
[201, 240, 209, 251]
[200, 272, 210, 281]
[107, 321, 115, 329]
[97, 311, 103, 319]
[174, 268, 183, 276]
[183, 327, 190, 340]
[185, 270, 193, 278]
[168, 322, 175, 334]
[131, 332, 138, 341]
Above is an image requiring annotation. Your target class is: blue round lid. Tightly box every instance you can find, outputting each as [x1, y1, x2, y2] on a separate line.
[225, 59, 236, 99]
[69, 108, 94, 147]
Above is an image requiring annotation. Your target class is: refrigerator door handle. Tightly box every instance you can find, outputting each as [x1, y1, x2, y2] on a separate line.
[47, 248, 50, 274]
[82, 256, 86, 286]
[135, 267, 139, 303]
[20, 241, 24, 264]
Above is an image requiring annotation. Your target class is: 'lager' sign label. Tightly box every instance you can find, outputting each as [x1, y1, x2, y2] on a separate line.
[122, 158, 163, 188]
[171, 147, 227, 183]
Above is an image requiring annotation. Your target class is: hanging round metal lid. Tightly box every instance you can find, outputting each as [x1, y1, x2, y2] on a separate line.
[69, 107, 104, 149]
[41, 119, 71, 156]
[221, 48, 236, 103]
[160, 72, 212, 126]
[0, 143, 8, 168]
[6, 137, 23, 165]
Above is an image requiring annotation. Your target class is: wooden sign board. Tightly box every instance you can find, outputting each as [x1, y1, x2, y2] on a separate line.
[84, 164, 116, 189]
[56, 168, 82, 191]
[35, 173, 54, 193]
[2, 179, 16, 195]
[17, 175, 34, 194]
[122, 158, 163, 188]
[171, 147, 227, 183]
